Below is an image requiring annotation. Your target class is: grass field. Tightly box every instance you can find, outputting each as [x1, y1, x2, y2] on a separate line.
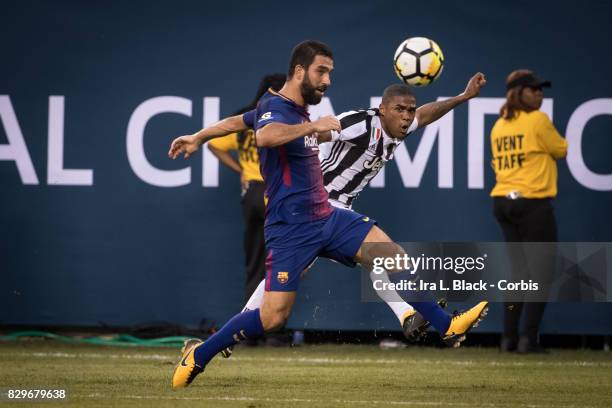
[1, 341, 612, 407]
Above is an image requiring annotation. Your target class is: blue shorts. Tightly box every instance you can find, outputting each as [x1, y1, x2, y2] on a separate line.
[264, 207, 376, 292]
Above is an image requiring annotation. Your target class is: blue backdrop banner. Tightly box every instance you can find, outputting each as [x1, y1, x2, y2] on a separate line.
[1, 1, 611, 334]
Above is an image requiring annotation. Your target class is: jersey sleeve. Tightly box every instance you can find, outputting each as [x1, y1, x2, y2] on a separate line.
[535, 112, 568, 159]
[242, 109, 256, 129]
[254, 99, 291, 130]
[330, 110, 368, 143]
[208, 132, 238, 151]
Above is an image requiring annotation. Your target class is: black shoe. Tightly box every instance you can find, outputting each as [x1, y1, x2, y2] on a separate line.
[500, 337, 517, 352]
[402, 298, 448, 341]
[517, 337, 548, 354]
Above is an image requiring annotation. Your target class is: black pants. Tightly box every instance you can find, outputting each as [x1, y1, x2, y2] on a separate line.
[242, 181, 266, 302]
[493, 197, 558, 346]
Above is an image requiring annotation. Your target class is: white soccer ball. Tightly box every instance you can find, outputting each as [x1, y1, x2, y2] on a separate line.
[393, 37, 444, 87]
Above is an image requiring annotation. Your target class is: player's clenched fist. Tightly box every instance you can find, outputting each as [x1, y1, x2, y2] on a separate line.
[168, 135, 199, 159]
[463, 72, 487, 99]
[312, 116, 341, 133]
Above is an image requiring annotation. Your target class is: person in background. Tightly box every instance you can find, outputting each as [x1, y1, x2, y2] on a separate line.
[490, 70, 568, 353]
[208, 74, 286, 303]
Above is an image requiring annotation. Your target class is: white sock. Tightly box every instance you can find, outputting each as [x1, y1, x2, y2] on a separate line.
[243, 278, 266, 312]
[385, 301, 414, 325]
[369, 271, 414, 325]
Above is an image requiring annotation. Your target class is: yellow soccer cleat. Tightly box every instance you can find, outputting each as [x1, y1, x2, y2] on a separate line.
[172, 338, 204, 389]
[443, 301, 489, 348]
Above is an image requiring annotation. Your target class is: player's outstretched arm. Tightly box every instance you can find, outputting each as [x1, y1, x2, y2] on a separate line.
[256, 116, 340, 148]
[168, 114, 248, 160]
[415, 72, 487, 128]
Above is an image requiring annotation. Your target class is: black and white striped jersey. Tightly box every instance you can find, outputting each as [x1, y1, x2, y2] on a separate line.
[319, 109, 418, 209]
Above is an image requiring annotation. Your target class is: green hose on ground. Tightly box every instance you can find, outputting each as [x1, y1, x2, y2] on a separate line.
[0, 331, 194, 348]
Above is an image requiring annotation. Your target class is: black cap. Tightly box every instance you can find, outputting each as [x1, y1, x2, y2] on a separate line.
[506, 73, 551, 90]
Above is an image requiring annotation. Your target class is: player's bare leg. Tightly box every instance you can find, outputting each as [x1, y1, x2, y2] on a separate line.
[259, 291, 297, 331]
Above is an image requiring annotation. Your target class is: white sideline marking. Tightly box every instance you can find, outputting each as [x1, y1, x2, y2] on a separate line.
[10, 351, 612, 368]
[88, 394, 469, 406]
[82, 393, 596, 408]
[23, 351, 171, 360]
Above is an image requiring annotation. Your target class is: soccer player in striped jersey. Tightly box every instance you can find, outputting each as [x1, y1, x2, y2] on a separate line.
[168, 41, 488, 389]
[320, 73, 486, 209]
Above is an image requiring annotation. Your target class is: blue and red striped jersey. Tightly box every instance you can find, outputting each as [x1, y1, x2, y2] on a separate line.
[246, 90, 332, 226]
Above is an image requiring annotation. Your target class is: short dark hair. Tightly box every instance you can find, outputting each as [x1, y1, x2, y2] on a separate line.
[287, 40, 333, 78]
[382, 84, 415, 104]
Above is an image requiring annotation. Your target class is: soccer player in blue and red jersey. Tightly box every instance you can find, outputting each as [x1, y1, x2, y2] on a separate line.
[169, 41, 488, 389]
